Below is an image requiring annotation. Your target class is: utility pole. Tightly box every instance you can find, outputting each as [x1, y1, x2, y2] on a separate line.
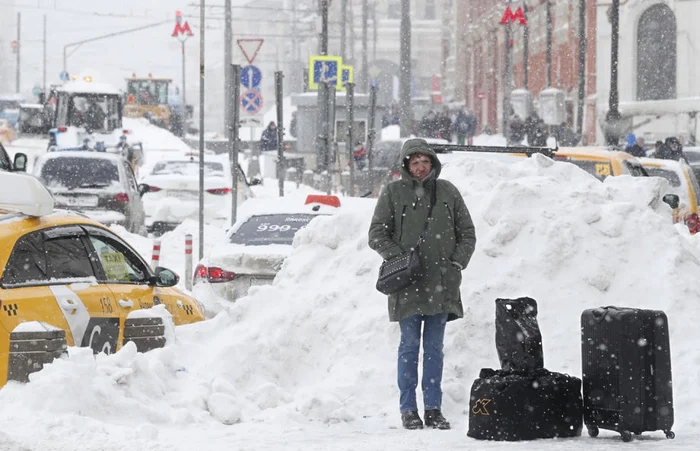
[346, 82, 355, 195]
[372, 2, 377, 61]
[341, 0, 347, 60]
[230, 64, 241, 225]
[503, 19, 513, 138]
[43, 15, 46, 93]
[576, 0, 586, 138]
[198, 0, 206, 260]
[399, 0, 412, 138]
[605, 0, 622, 146]
[545, 0, 552, 87]
[225, 0, 233, 135]
[16, 12, 21, 94]
[275, 71, 285, 197]
[321, 0, 329, 55]
[367, 85, 378, 171]
[362, 0, 369, 92]
[523, 4, 529, 90]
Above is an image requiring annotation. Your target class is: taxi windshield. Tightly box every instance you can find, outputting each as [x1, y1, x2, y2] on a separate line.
[230, 214, 316, 246]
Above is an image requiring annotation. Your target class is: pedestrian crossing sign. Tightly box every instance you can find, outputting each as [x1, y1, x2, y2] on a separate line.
[309, 55, 343, 90]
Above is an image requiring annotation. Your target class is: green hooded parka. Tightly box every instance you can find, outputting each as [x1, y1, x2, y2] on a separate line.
[368, 138, 477, 322]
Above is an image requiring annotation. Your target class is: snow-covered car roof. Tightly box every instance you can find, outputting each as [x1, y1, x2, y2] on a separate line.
[227, 194, 373, 239]
[36, 150, 124, 163]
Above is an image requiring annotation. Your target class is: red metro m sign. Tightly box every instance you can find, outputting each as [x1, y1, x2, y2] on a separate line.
[172, 10, 194, 41]
[500, 6, 527, 26]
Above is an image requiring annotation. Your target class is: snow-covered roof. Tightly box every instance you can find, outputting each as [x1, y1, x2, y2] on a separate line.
[56, 80, 121, 95]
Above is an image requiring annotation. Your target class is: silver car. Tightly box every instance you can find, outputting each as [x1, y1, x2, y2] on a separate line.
[193, 195, 342, 301]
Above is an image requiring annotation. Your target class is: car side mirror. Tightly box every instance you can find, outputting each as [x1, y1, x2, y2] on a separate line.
[153, 267, 179, 287]
[249, 177, 262, 186]
[13, 153, 27, 172]
[137, 183, 150, 196]
[663, 194, 680, 209]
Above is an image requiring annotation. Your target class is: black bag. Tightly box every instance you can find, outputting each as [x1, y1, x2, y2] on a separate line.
[375, 182, 436, 295]
[467, 368, 583, 441]
[495, 297, 544, 372]
[581, 307, 674, 442]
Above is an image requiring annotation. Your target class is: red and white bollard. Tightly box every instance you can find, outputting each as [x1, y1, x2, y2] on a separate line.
[151, 239, 161, 270]
[185, 234, 193, 290]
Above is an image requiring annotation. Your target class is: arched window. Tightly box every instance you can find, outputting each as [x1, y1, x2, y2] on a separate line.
[637, 4, 676, 100]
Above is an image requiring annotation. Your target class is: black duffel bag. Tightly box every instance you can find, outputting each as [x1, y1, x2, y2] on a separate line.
[495, 297, 544, 371]
[468, 368, 583, 441]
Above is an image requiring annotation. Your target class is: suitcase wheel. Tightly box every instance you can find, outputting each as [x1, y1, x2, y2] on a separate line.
[587, 426, 599, 438]
[620, 431, 633, 442]
[665, 430, 675, 440]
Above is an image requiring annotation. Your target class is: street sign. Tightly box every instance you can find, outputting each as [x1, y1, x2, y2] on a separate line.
[240, 116, 264, 127]
[308, 55, 343, 90]
[237, 39, 264, 64]
[172, 11, 194, 41]
[240, 65, 262, 89]
[477, 92, 486, 100]
[500, 6, 527, 25]
[10, 40, 18, 54]
[59, 71, 70, 82]
[32, 86, 42, 97]
[241, 89, 263, 115]
[341, 65, 354, 88]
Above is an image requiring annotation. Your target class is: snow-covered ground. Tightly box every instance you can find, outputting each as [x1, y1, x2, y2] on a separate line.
[1, 125, 699, 449]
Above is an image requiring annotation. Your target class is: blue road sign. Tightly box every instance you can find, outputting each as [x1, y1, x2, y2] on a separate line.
[241, 65, 262, 89]
[309, 55, 342, 90]
[241, 89, 263, 114]
[59, 71, 70, 81]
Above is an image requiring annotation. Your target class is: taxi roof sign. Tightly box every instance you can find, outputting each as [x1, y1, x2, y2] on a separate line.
[305, 194, 341, 208]
[0, 173, 54, 217]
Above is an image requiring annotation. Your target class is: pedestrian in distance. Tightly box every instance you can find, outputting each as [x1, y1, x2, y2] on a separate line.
[464, 109, 477, 145]
[624, 136, 647, 158]
[368, 138, 477, 431]
[453, 108, 470, 145]
[508, 115, 526, 145]
[260, 121, 278, 152]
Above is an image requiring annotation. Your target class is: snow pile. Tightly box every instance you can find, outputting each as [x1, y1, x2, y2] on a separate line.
[124, 117, 193, 153]
[1, 154, 700, 448]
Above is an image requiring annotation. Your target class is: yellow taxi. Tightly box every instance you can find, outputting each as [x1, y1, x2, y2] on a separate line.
[0, 172, 204, 386]
[552, 146, 648, 180]
[640, 157, 700, 234]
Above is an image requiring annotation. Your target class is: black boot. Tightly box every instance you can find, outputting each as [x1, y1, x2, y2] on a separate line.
[401, 411, 424, 430]
[424, 409, 451, 430]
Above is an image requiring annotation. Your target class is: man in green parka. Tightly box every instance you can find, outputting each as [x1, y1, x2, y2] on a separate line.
[368, 138, 476, 430]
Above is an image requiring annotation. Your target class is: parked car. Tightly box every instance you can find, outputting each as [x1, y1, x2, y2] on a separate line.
[0, 118, 16, 145]
[0, 172, 204, 387]
[0, 141, 27, 172]
[553, 147, 648, 180]
[193, 194, 369, 303]
[32, 150, 147, 234]
[640, 157, 700, 234]
[139, 154, 258, 234]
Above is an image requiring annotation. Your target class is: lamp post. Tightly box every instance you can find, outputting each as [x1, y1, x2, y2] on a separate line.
[604, 0, 622, 146]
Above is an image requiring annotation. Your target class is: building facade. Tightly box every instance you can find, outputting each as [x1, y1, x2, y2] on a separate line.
[461, 0, 597, 142]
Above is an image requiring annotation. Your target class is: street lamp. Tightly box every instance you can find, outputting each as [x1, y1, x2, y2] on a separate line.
[604, 0, 622, 146]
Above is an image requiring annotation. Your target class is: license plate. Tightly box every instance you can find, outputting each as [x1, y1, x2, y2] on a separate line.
[55, 195, 99, 207]
[167, 190, 198, 199]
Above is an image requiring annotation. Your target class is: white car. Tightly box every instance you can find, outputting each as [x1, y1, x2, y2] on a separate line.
[140, 154, 257, 234]
[193, 194, 367, 302]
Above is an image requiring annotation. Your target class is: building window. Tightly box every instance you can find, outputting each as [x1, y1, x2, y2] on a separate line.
[637, 4, 676, 101]
[388, 1, 400, 19]
[425, 0, 436, 20]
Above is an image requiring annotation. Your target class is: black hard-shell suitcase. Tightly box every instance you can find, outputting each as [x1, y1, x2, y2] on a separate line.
[495, 297, 544, 372]
[580, 307, 674, 442]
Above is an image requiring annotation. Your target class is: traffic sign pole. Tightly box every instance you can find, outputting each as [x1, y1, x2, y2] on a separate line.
[275, 71, 285, 197]
[230, 64, 241, 227]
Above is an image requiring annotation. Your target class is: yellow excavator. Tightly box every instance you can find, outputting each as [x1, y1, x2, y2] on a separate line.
[123, 74, 176, 131]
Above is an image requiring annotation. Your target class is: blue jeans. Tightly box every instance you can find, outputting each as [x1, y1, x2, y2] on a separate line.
[398, 313, 449, 413]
